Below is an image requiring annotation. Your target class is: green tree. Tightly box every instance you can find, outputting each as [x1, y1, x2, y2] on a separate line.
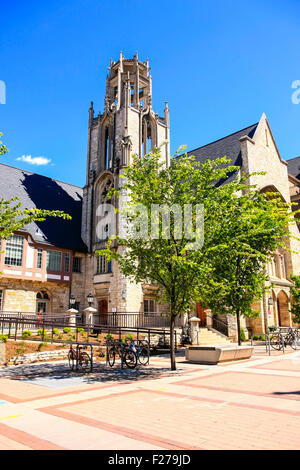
[197, 187, 295, 344]
[0, 133, 8, 156]
[290, 274, 300, 324]
[98, 147, 269, 369]
[0, 132, 71, 245]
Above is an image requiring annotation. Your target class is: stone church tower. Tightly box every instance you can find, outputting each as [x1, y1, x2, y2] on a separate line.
[81, 52, 170, 314]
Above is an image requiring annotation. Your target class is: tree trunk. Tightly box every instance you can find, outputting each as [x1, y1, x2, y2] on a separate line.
[236, 309, 241, 346]
[170, 315, 176, 371]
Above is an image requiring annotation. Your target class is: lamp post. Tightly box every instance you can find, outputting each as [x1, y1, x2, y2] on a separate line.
[69, 294, 76, 309]
[87, 293, 94, 307]
[67, 295, 78, 328]
[84, 293, 96, 328]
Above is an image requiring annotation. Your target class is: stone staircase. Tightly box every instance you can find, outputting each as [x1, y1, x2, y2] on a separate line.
[197, 328, 233, 346]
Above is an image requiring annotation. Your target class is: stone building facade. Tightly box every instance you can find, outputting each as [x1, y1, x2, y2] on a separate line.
[0, 53, 299, 335]
[81, 52, 170, 317]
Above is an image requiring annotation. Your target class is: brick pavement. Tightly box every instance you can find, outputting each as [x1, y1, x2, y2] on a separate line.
[0, 350, 299, 449]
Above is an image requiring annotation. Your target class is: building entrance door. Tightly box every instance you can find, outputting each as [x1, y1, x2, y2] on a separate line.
[99, 299, 108, 325]
[196, 303, 206, 327]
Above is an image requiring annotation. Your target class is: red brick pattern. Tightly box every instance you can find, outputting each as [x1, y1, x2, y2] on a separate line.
[0, 352, 300, 449]
[176, 370, 300, 401]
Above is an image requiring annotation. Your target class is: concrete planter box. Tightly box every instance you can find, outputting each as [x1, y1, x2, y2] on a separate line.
[185, 345, 254, 364]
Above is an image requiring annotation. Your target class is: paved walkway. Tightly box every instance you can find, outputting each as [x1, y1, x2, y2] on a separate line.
[0, 349, 299, 450]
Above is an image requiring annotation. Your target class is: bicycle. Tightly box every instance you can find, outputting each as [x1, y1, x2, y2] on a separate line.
[107, 340, 137, 369]
[127, 339, 150, 366]
[270, 328, 298, 351]
[68, 344, 92, 373]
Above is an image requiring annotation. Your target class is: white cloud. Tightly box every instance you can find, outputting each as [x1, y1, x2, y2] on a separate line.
[16, 155, 52, 166]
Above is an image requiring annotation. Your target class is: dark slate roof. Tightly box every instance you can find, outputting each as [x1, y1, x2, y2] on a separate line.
[287, 156, 300, 181]
[184, 123, 258, 185]
[0, 163, 87, 252]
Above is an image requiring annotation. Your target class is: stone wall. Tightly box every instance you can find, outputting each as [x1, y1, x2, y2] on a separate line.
[0, 278, 70, 313]
[9, 348, 70, 365]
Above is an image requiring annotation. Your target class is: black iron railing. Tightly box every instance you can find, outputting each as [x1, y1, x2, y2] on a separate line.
[94, 312, 182, 329]
[0, 315, 177, 351]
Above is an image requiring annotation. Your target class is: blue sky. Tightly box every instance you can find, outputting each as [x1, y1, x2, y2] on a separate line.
[0, 0, 300, 187]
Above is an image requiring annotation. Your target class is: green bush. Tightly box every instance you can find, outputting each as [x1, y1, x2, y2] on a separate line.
[22, 330, 32, 339]
[37, 342, 45, 351]
[105, 333, 113, 342]
[240, 327, 246, 342]
[76, 328, 84, 333]
[0, 334, 8, 343]
[125, 333, 134, 341]
[63, 327, 71, 334]
[268, 325, 277, 332]
[37, 329, 46, 336]
[53, 328, 60, 335]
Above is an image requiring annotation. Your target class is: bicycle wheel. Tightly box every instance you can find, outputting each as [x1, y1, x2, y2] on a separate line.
[68, 350, 75, 370]
[270, 334, 282, 350]
[138, 346, 149, 365]
[124, 350, 137, 369]
[78, 352, 92, 373]
[108, 347, 115, 367]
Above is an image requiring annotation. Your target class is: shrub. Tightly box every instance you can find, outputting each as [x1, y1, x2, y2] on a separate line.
[63, 327, 71, 334]
[53, 328, 60, 335]
[240, 328, 246, 342]
[37, 329, 46, 336]
[125, 333, 134, 341]
[0, 334, 8, 343]
[76, 328, 84, 333]
[268, 325, 277, 332]
[22, 330, 32, 339]
[37, 342, 45, 351]
[253, 335, 266, 341]
[105, 333, 113, 342]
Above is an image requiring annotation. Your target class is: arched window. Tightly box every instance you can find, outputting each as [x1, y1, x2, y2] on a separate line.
[36, 291, 50, 314]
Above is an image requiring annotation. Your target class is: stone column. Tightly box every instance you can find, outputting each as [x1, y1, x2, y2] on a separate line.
[83, 307, 97, 328]
[181, 312, 189, 328]
[66, 308, 78, 328]
[206, 309, 213, 328]
[189, 317, 200, 345]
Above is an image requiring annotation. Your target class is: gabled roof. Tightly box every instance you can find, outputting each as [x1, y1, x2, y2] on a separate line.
[0, 163, 87, 252]
[185, 123, 258, 185]
[287, 156, 300, 181]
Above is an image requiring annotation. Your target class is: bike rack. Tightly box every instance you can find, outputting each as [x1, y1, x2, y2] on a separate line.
[251, 329, 298, 356]
[106, 339, 150, 370]
[70, 342, 93, 372]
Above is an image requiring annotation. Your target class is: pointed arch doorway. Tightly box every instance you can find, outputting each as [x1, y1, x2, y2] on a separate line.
[276, 291, 290, 327]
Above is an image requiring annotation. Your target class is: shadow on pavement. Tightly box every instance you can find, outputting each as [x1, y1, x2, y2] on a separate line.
[0, 359, 186, 386]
